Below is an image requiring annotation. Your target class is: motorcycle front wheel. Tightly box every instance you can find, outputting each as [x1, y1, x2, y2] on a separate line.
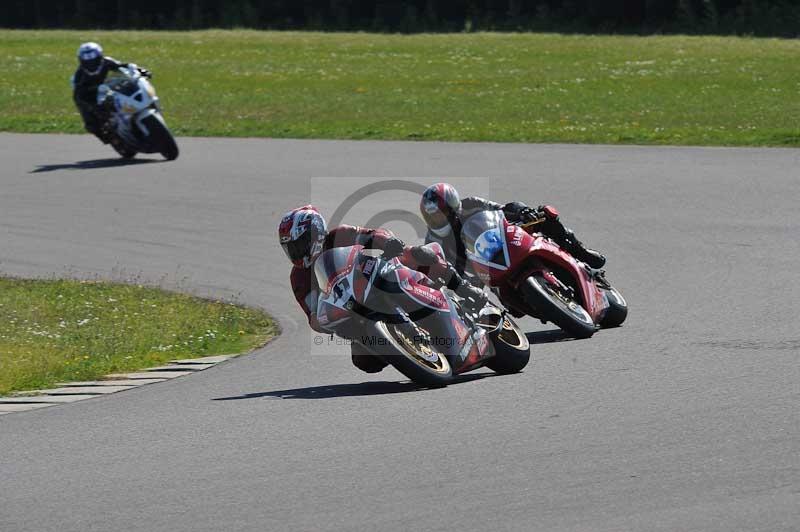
[485, 315, 531, 374]
[141, 114, 179, 161]
[521, 273, 596, 339]
[372, 321, 453, 386]
[600, 285, 628, 328]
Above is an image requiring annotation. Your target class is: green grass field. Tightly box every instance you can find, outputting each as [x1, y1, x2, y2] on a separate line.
[0, 277, 277, 395]
[1, 29, 799, 145]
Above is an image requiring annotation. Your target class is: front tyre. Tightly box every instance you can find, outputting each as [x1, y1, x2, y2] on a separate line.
[372, 321, 453, 386]
[600, 286, 628, 328]
[141, 114, 179, 160]
[485, 315, 531, 374]
[521, 274, 596, 339]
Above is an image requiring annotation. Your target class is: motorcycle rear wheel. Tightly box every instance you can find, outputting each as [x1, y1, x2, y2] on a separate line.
[521, 274, 596, 339]
[485, 315, 531, 374]
[373, 321, 453, 386]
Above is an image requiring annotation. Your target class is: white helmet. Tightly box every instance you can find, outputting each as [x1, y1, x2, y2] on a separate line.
[77, 42, 104, 75]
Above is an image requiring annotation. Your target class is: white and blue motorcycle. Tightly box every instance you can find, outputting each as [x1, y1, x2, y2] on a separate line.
[96, 65, 179, 160]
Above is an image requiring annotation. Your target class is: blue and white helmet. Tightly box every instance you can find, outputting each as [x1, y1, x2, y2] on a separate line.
[77, 42, 104, 75]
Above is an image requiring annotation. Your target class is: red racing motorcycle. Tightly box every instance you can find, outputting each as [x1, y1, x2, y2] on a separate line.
[314, 245, 531, 386]
[462, 210, 628, 339]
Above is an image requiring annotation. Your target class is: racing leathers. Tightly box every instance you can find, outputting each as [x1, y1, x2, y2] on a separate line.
[425, 197, 606, 276]
[71, 57, 150, 142]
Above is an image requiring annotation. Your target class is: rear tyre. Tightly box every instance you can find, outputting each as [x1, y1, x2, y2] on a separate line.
[485, 316, 531, 374]
[600, 286, 628, 328]
[142, 114, 179, 161]
[521, 274, 596, 339]
[372, 321, 453, 386]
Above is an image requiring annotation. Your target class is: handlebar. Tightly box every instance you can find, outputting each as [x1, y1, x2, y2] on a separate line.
[518, 215, 547, 231]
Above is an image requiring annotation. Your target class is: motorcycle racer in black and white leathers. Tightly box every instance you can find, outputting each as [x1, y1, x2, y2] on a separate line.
[71, 42, 152, 143]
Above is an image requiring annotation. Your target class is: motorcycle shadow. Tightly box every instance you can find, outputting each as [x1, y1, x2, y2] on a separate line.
[213, 373, 496, 401]
[30, 158, 161, 174]
[526, 329, 580, 344]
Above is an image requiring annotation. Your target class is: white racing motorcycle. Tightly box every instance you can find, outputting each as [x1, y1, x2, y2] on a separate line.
[96, 65, 179, 160]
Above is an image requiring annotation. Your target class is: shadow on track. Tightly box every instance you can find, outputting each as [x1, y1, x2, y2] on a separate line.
[213, 373, 496, 400]
[526, 329, 582, 344]
[30, 158, 161, 173]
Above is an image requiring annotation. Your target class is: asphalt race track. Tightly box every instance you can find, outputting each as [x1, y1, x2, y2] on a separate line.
[1, 133, 798, 532]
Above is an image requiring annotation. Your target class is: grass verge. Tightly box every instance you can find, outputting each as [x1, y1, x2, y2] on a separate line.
[0, 277, 278, 395]
[1, 30, 799, 146]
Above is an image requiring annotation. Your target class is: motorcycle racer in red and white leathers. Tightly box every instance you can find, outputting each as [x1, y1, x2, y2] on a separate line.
[420, 183, 607, 276]
[278, 205, 486, 373]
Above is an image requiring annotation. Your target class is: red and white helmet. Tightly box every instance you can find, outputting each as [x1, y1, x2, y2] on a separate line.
[420, 183, 461, 237]
[278, 205, 327, 268]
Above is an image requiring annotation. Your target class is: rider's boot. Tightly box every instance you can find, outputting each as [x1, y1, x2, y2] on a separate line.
[447, 270, 488, 313]
[561, 228, 606, 269]
[351, 343, 388, 373]
[540, 216, 606, 269]
[97, 130, 113, 145]
[87, 123, 113, 144]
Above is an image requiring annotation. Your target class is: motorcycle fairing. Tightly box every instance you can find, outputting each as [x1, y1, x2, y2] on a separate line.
[438, 294, 493, 374]
[394, 267, 450, 312]
[454, 325, 492, 373]
[315, 246, 362, 328]
[313, 245, 496, 374]
[519, 235, 611, 321]
[97, 66, 164, 150]
[463, 210, 512, 273]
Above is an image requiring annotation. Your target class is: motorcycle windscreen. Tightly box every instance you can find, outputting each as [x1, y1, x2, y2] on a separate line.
[105, 75, 139, 96]
[314, 246, 360, 296]
[313, 246, 362, 328]
[461, 210, 511, 270]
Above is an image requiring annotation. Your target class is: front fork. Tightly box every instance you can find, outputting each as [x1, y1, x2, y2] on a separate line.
[500, 261, 576, 322]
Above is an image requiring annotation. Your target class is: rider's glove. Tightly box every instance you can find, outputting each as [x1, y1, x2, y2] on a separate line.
[409, 245, 439, 266]
[139, 68, 152, 79]
[382, 237, 405, 259]
[519, 207, 542, 223]
[537, 205, 560, 220]
[455, 281, 488, 312]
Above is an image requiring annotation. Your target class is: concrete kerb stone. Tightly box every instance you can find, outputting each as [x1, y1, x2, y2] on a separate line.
[105, 371, 195, 379]
[144, 364, 216, 372]
[31, 386, 140, 395]
[171, 355, 236, 364]
[0, 354, 240, 416]
[0, 395, 99, 403]
[56, 379, 167, 386]
[0, 403, 58, 413]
